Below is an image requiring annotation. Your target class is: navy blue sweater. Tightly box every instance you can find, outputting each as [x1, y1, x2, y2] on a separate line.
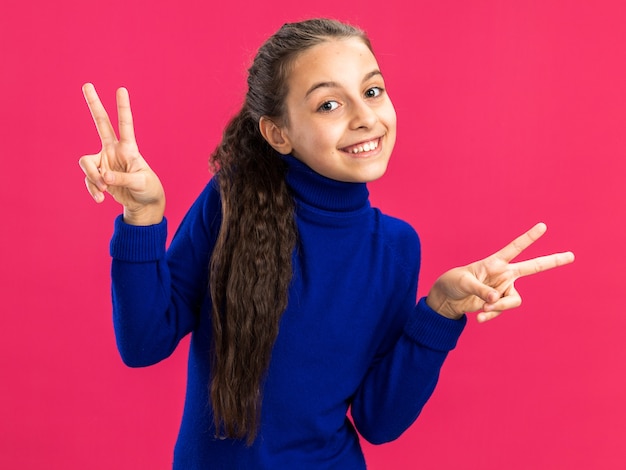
[109, 155, 466, 469]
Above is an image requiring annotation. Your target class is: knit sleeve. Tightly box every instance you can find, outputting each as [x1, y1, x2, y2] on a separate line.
[110, 179, 222, 367]
[350, 221, 466, 444]
[351, 299, 466, 444]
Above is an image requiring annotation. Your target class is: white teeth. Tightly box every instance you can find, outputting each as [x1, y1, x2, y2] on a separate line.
[349, 139, 378, 154]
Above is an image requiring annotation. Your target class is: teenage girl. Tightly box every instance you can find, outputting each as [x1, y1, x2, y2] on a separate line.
[78, 18, 574, 470]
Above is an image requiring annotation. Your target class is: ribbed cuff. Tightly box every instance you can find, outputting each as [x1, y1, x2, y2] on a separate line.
[109, 215, 168, 262]
[404, 297, 467, 352]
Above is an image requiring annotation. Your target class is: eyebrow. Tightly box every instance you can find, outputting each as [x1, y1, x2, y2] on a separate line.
[304, 70, 383, 98]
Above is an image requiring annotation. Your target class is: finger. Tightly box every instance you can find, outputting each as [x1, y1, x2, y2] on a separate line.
[478, 287, 523, 322]
[477, 310, 503, 323]
[458, 272, 500, 305]
[483, 286, 522, 312]
[84, 177, 106, 203]
[494, 222, 548, 262]
[82, 83, 117, 146]
[116, 87, 137, 144]
[78, 153, 106, 191]
[101, 168, 148, 193]
[511, 251, 575, 278]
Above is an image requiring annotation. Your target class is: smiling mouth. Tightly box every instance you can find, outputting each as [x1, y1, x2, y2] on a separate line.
[341, 137, 381, 155]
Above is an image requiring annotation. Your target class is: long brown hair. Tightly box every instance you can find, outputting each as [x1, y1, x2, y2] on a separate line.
[208, 18, 372, 444]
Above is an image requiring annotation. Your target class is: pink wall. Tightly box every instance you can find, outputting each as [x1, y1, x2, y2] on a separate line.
[1, 0, 624, 468]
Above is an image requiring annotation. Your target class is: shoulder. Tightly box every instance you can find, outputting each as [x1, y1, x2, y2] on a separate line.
[373, 209, 421, 275]
[173, 175, 223, 241]
[191, 175, 222, 219]
[375, 210, 420, 251]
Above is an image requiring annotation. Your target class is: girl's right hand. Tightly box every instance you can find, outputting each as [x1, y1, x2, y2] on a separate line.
[79, 83, 165, 226]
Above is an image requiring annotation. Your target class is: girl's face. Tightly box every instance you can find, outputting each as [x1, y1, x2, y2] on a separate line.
[278, 37, 397, 183]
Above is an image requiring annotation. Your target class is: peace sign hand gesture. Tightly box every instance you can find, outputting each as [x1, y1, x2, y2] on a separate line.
[426, 223, 575, 322]
[78, 83, 165, 226]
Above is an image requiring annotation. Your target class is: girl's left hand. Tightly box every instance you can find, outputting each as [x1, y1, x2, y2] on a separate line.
[426, 223, 575, 322]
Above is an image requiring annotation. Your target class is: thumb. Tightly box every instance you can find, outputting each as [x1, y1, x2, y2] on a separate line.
[459, 272, 500, 304]
[102, 169, 148, 192]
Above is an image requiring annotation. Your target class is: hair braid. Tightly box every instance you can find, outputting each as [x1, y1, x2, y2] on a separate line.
[208, 18, 371, 444]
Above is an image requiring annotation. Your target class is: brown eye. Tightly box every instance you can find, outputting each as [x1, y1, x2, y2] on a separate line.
[365, 87, 383, 98]
[318, 101, 339, 112]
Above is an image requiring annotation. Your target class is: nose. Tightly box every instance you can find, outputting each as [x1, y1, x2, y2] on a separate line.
[349, 99, 378, 130]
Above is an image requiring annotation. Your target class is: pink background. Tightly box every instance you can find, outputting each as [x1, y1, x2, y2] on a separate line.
[1, 0, 624, 468]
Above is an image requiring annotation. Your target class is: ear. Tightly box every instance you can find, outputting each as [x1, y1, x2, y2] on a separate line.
[259, 116, 293, 155]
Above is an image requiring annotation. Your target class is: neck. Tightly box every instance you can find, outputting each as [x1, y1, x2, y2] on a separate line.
[282, 155, 370, 212]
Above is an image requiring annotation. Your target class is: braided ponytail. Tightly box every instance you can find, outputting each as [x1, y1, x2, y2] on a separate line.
[208, 18, 371, 444]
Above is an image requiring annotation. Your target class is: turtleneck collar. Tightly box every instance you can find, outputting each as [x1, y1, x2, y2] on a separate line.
[282, 154, 370, 213]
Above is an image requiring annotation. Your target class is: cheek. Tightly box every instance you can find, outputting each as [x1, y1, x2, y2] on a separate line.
[385, 102, 397, 131]
[306, 123, 344, 150]
[381, 112, 397, 152]
[382, 104, 397, 150]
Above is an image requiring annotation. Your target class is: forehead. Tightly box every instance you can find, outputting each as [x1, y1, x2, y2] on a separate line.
[287, 38, 380, 94]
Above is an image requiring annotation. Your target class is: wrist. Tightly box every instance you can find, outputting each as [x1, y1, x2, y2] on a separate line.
[123, 201, 165, 226]
[426, 288, 465, 320]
